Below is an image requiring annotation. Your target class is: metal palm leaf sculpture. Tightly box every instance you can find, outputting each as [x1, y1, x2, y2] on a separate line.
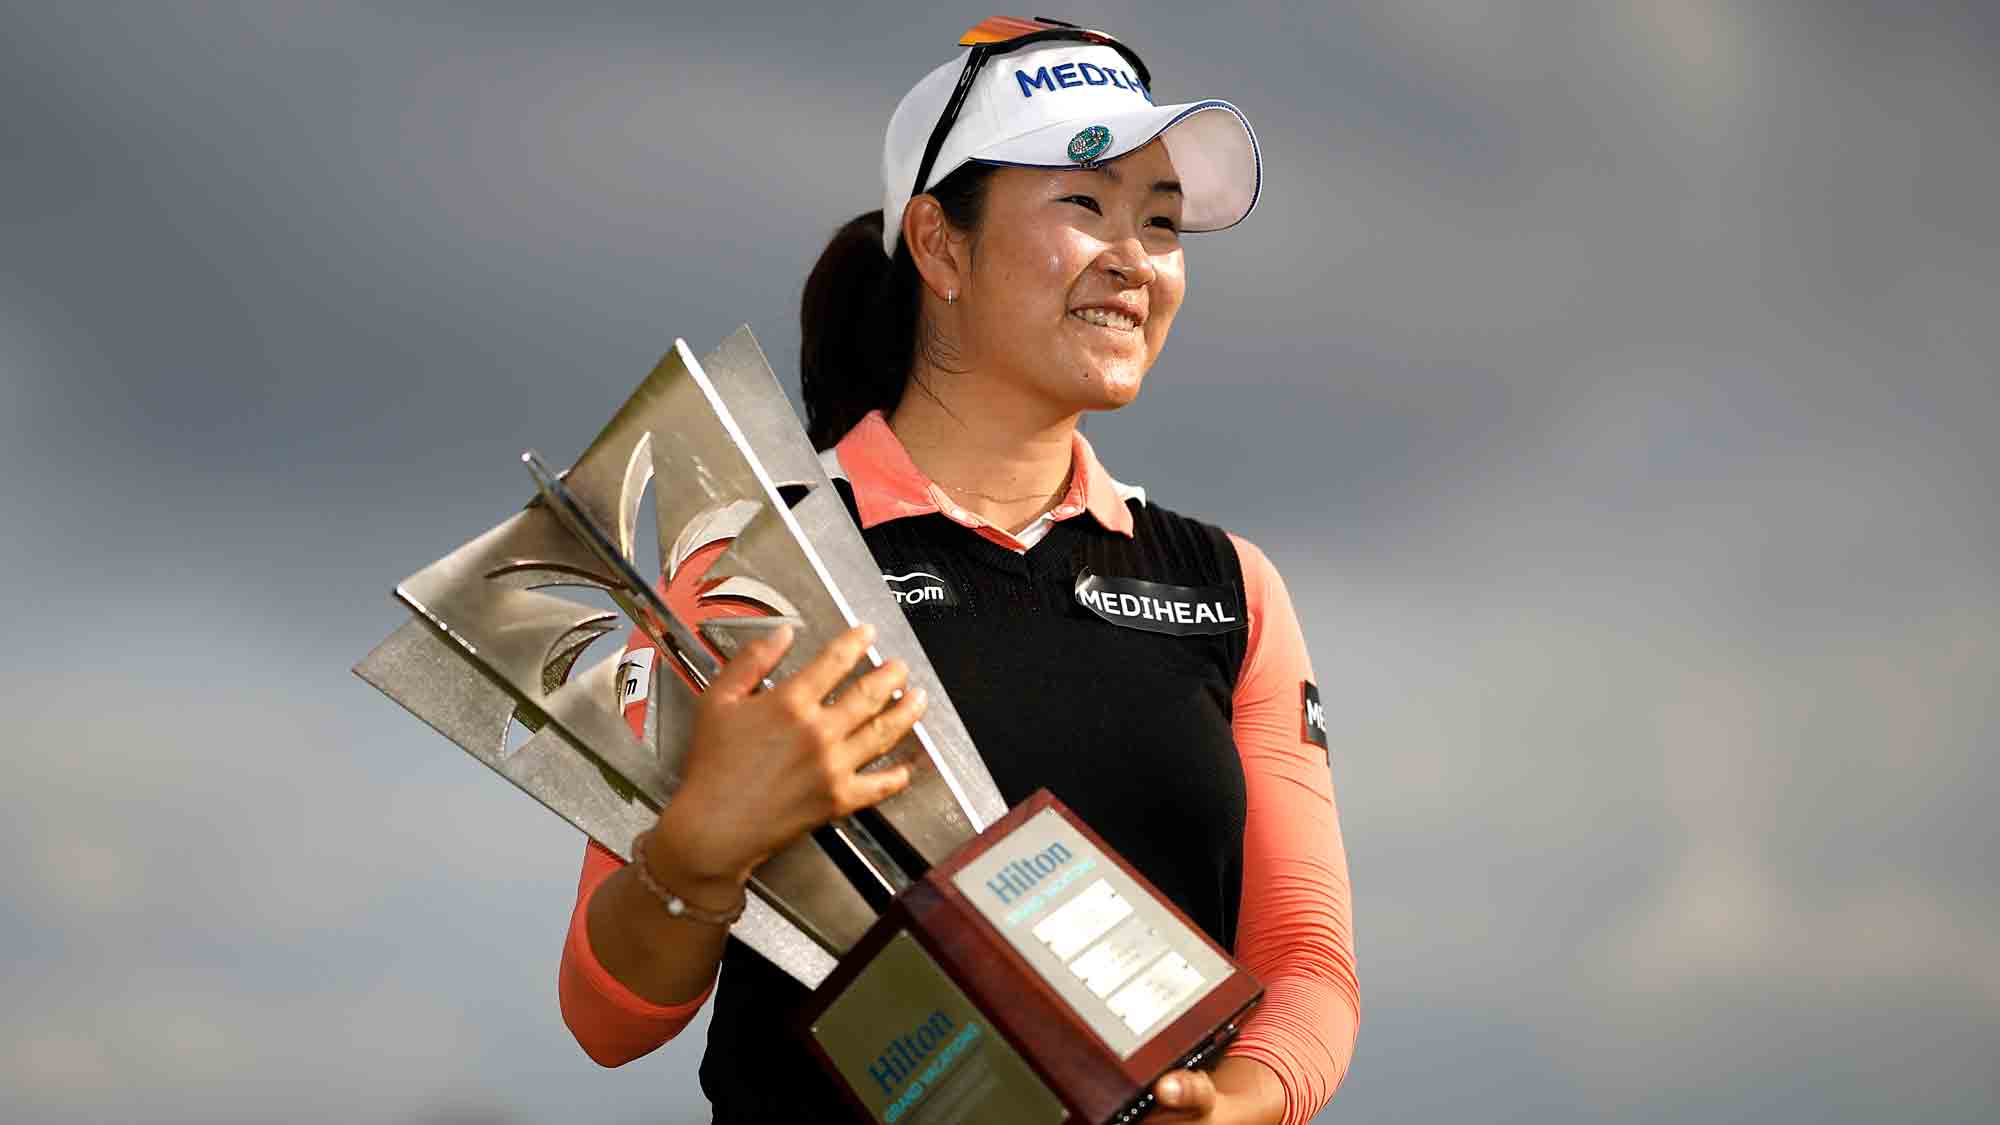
[355, 327, 1007, 988]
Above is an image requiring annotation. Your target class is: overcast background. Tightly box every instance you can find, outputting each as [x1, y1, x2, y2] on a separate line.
[4, 2, 1996, 1123]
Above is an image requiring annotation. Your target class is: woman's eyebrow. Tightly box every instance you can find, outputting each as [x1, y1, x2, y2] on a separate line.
[1088, 163, 1183, 197]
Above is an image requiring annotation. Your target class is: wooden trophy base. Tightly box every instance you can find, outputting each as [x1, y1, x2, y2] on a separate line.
[801, 790, 1262, 1124]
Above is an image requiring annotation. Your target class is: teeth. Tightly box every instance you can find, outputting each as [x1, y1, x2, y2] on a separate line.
[1072, 308, 1137, 330]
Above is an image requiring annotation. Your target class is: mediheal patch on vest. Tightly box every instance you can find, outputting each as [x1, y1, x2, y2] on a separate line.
[1072, 569, 1246, 637]
[883, 565, 959, 609]
[1301, 680, 1329, 752]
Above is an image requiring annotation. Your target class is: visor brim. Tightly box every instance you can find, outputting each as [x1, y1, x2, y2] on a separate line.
[965, 99, 1261, 233]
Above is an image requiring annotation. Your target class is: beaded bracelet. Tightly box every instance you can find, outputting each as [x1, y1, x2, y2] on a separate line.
[629, 829, 747, 926]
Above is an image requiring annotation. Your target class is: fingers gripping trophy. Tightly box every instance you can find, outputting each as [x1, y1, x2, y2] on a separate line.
[355, 15, 1337, 1125]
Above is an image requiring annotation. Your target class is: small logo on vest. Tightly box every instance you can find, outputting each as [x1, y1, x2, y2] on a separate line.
[1067, 124, 1113, 164]
[1301, 680, 1328, 752]
[1073, 570, 1246, 637]
[883, 568, 958, 608]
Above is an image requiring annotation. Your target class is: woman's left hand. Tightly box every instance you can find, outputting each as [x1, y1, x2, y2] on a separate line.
[1142, 1056, 1286, 1124]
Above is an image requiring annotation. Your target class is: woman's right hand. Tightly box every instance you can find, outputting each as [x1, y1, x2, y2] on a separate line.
[650, 623, 926, 895]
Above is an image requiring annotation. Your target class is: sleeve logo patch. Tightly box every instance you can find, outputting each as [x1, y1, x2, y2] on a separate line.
[616, 647, 654, 707]
[1301, 680, 1328, 751]
[1072, 570, 1247, 637]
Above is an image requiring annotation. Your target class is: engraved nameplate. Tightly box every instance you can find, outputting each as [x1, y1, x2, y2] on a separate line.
[948, 808, 1229, 1057]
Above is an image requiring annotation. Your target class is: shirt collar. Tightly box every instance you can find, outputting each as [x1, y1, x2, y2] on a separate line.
[831, 410, 1136, 540]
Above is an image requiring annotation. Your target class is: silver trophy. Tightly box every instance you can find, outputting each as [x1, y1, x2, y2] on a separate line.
[355, 327, 1008, 988]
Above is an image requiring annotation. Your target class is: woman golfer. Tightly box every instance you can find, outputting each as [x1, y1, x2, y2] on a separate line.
[557, 18, 1358, 1124]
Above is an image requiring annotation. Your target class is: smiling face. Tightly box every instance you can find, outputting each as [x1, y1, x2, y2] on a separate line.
[949, 139, 1188, 417]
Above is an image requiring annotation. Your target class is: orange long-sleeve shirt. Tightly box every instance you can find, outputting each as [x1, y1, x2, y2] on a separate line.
[558, 414, 1357, 1123]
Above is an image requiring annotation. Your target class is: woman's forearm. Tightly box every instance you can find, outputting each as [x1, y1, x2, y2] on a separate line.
[581, 803, 746, 1006]
[1213, 1055, 1288, 1124]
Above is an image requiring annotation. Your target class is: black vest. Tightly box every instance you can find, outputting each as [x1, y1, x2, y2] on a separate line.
[699, 488, 1249, 1122]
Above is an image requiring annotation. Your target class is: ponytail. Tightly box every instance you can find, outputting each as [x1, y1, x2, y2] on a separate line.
[799, 164, 999, 450]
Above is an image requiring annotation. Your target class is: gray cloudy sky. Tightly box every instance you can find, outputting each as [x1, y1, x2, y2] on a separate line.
[4, 2, 1996, 1123]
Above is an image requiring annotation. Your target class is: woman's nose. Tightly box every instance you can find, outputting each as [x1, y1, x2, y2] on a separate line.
[1102, 242, 1157, 288]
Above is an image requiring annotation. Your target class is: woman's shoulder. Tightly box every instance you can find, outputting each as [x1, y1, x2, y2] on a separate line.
[1125, 497, 1304, 642]
[1119, 492, 1287, 587]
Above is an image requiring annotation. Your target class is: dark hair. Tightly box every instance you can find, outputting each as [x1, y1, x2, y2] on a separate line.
[800, 163, 1000, 450]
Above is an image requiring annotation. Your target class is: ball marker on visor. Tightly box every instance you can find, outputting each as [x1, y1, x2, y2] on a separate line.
[1067, 125, 1114, 165]
[880, 15, 1263, 256]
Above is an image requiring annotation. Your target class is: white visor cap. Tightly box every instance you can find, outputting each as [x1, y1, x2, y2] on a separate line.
[880, 42, 1261, 257]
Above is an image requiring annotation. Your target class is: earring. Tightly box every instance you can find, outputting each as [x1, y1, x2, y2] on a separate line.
[946, 289, 958, 305]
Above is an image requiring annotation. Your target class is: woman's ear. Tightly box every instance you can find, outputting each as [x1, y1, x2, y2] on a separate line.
[903, 194, 967, 303]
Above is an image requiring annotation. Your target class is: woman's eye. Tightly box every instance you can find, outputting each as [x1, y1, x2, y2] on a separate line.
[1149, 216, 1181, 233]
[1063, 194, 1103, 214]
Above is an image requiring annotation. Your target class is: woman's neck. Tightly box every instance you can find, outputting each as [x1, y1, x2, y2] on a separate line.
[887, 374, 1080, 537]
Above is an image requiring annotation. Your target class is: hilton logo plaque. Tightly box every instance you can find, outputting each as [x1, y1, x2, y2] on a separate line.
[356, 328, 1260, 1122]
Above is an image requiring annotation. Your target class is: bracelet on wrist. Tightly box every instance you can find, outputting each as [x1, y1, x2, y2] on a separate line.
[629, 828, 747, 927]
